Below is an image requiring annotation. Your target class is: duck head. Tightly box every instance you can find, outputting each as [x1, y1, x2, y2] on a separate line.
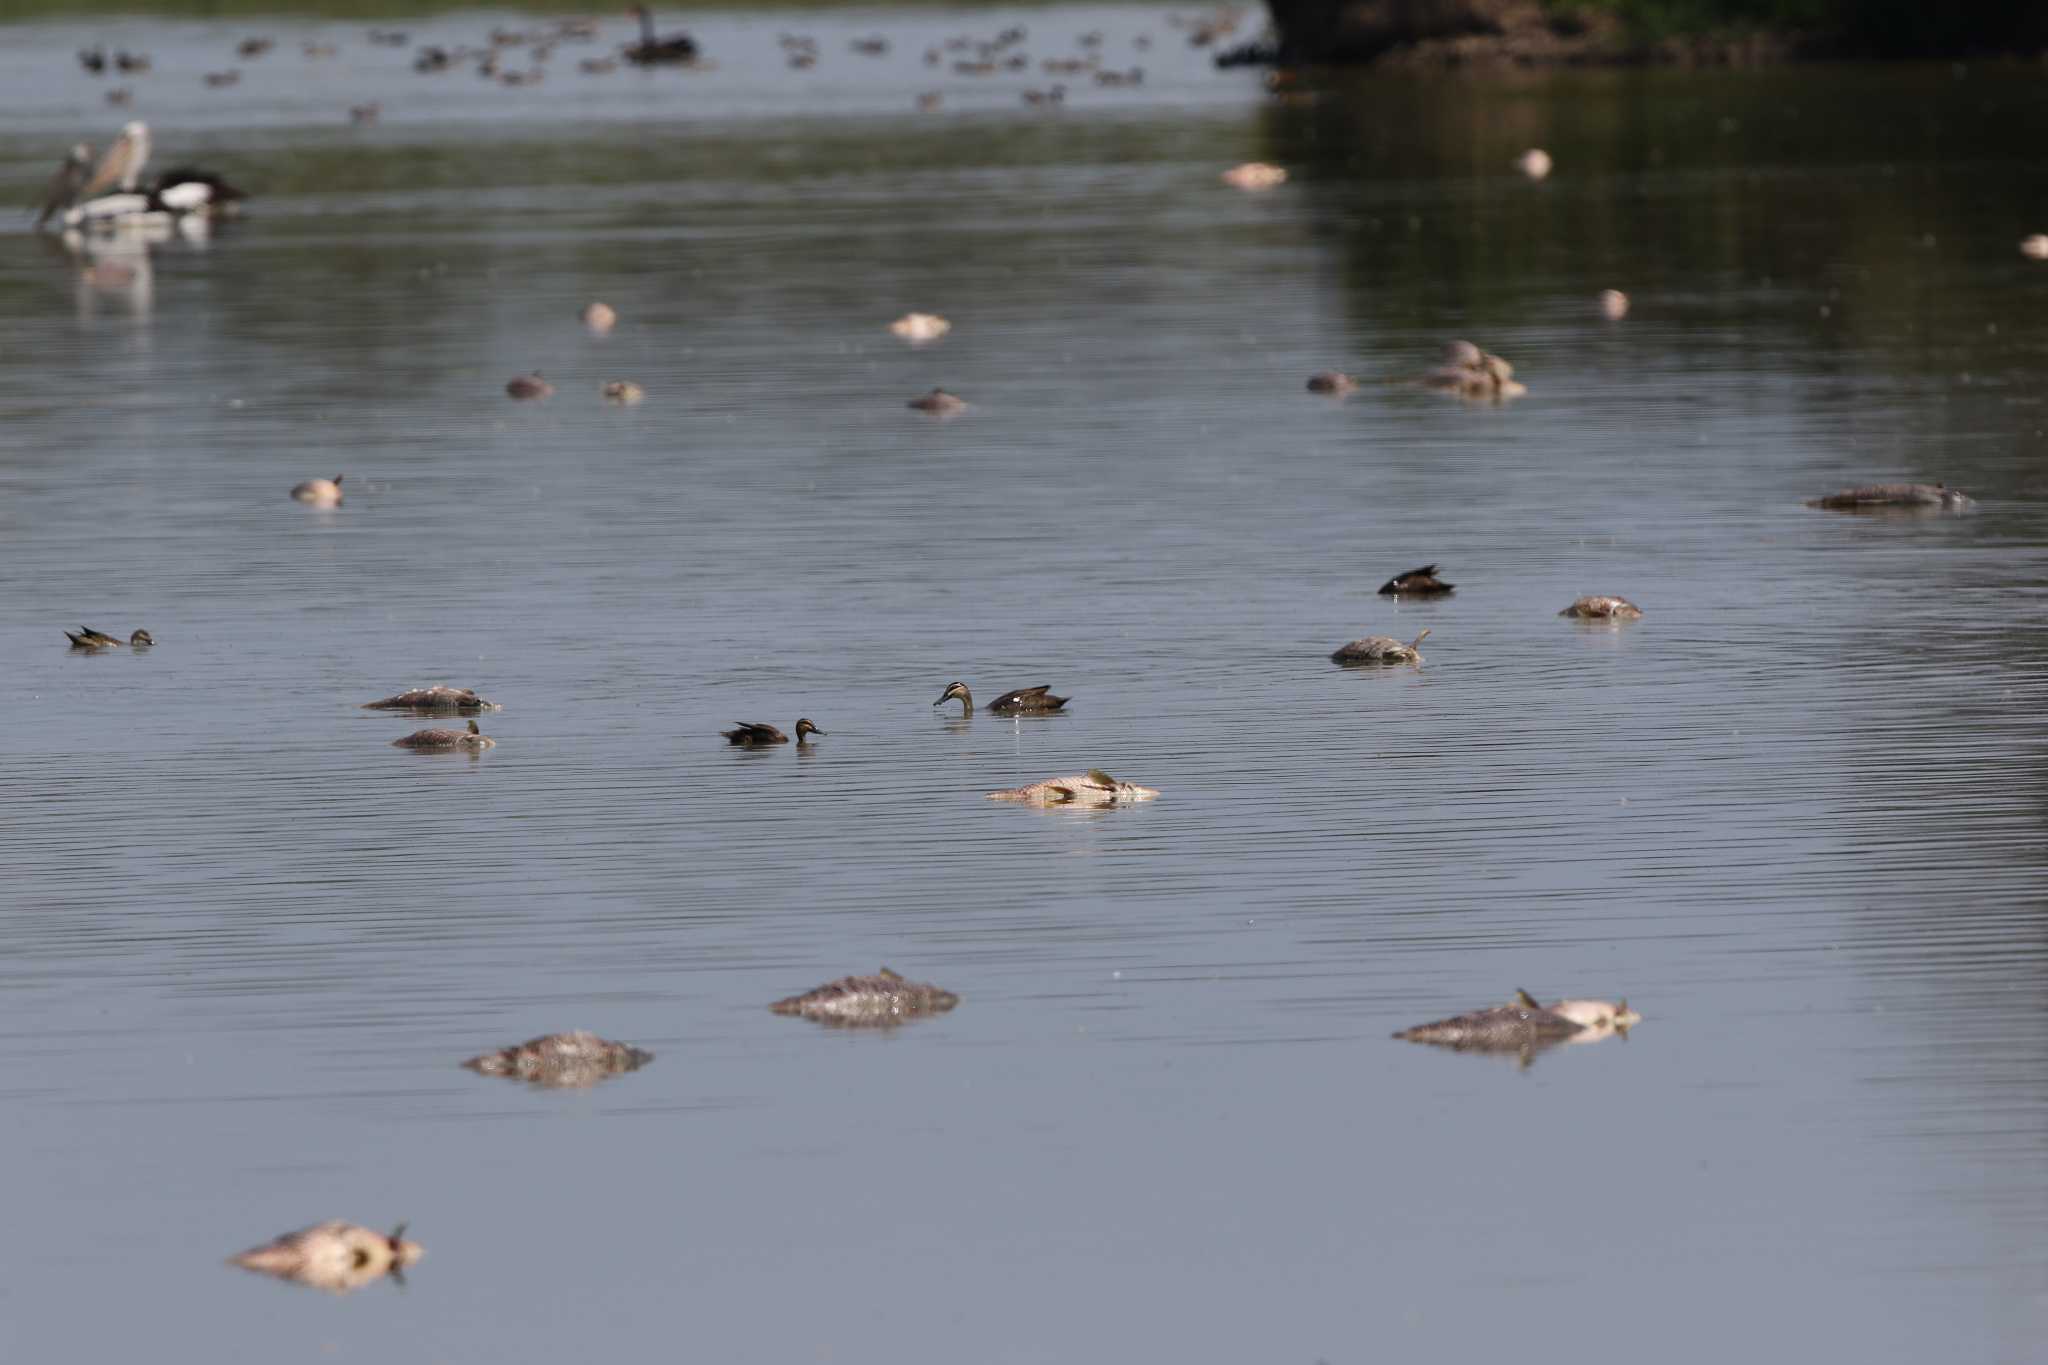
[130, 629, 154, 647]
[795, 719, 826, 740]
[934, 681, 971, 709]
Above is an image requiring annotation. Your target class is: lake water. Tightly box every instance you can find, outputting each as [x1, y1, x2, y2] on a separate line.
[3, 7, 2048, 1362]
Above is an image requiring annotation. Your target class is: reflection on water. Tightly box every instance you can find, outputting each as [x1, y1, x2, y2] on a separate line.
[3, 7, 2048, 1364]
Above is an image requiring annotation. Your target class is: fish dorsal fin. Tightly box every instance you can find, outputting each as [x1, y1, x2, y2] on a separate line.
[1514, 988, 1541, 1009]
[1087, 769, 1116, 787]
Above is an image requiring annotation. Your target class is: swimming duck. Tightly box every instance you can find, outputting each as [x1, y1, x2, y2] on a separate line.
[934, 681, 1069, 714]
[392, 719, 494, 750]
[1378, 565, 1453, 596]
[115, 51, 151, 73]
[1330, 628, 1429, 664]
[79, 47, 107, 75]
[236, 37, 274, 59]
[908, 387, 968, 415]
[506, 372, 554, 400]
[362, 686, 499, 713]
[1559, 596, 1642, 620]
[1306, 371, 1357, 396]
[623, 5, 698, 64]
[66, 626, 153, 649]
[890, 312, 951, 343]
[229, 1222, 421, 1294]
[771, 967, 960, 1027]
[290, 474, 343, 506]
[601, 380, 645, 405]
[462, 1031, 653, 1087]
[722, 719, 825, 746]
[1221, 162, 1286, 190]
[1804, 482, 1972, 511]
[987, 769, 1159, 806]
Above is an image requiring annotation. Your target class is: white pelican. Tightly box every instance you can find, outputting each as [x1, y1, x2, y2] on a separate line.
[56, 123, 246, 230]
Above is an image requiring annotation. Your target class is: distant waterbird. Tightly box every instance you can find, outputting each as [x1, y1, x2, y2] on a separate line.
[601, 380, 645, 405]
[582, 300, 617, 333]
[623, 4, 699, 64]
[506, 372, 555, 400]
[1306, 371, 1357, 396]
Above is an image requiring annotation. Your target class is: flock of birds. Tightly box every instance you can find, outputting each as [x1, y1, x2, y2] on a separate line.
[59, 6, 1246, 118]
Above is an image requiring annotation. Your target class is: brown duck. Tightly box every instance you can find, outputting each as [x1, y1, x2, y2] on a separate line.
[723, 719, 825, 746]
[934, 681, 1068, 714]
[1378, 565, 1453, 596]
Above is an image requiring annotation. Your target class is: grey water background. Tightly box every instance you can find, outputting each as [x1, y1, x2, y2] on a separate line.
[3, 6, 2048, 1362]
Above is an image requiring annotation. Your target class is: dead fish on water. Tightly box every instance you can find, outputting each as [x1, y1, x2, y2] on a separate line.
[462, 1030, 652, 1088]
[771, 967, 959, 1027]
[1330, 628, 1428, 664]
[1804, 482, 1971, 511]
[361, 685, 499, 713]
[987, 769, 1159, 806]
[290, 474, 343, 506]
[392, 719, 494, 750]
[1559, 595, 1642, 621]
[1395, 989, 1639, 1061]
[229, 1221, 421, 1293]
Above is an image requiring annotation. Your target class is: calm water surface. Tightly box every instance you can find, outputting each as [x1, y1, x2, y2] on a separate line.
[3, 8, 2048, 1363]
